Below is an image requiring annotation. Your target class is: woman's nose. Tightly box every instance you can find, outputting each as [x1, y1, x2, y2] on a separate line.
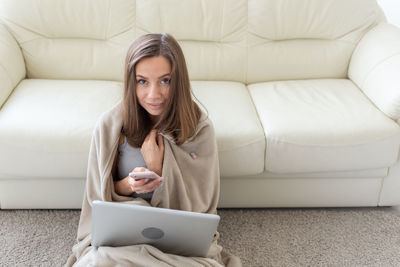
[148, 83, 161, 98]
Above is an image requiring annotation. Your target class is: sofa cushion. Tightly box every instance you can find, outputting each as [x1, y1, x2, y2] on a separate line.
[248, 79, 400, 173]
[0, 0, 136, 81]
[247, 0, 385, 83]
[0, 79, 122, 179]
[191, 81, 265, 177]
[136, 0, 247, 82]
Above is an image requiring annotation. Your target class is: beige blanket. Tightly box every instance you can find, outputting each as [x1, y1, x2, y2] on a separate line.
[66, 101, 242, 267]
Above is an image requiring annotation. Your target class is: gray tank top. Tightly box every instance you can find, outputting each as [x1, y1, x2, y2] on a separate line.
[116, 135, 154, 201]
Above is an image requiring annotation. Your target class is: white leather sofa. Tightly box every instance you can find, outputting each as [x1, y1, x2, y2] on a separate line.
[1, 0, 400, 209]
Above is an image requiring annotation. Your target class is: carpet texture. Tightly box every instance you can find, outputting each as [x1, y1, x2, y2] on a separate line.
[1, 207, 400, 267]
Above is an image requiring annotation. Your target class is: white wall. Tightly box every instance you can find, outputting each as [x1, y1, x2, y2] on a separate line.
[377, 0, 400, 27]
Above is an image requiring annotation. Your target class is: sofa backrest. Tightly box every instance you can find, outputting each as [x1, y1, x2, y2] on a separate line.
[0, 0, 385, 84]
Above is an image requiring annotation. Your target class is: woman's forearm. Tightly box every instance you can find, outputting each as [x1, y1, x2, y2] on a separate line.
[146, 163, 162, 177]
[152, 167, 162, 177]
[114, 176, 133, 196]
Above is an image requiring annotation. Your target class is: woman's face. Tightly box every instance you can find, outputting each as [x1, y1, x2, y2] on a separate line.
[135, 56, 171, 123]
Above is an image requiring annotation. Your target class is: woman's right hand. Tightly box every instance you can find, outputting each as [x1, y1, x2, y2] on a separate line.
[127, 167, 163, 194]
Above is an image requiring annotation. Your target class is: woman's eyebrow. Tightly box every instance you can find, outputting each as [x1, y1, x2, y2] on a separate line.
[136, 73, 171, 79]
[158, 73, 171, 78]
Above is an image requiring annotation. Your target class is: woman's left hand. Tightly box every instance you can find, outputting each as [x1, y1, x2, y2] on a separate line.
[141, 129, 164, 176]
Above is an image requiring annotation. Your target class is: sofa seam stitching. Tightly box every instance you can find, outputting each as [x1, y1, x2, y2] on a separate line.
[266, 133, 400, 148]
[105, 0, 111, 40]
[377, 176, 386, 206]
[361, 52, 400, 88]
[245, 0, 249, 84]
[219, 137, 265, 152]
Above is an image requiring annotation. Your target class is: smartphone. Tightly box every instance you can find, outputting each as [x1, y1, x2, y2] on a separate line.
[128, 170, 160, 181]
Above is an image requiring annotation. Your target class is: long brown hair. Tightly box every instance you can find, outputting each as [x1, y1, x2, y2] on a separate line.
[122, 33, 202, 147]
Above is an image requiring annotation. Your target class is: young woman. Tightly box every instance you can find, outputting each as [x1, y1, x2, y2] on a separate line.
[67, 33, 241, 267]
[111, 33, 201, 201]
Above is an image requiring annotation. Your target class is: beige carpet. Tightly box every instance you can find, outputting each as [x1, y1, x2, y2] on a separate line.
[1, 206, 400, 267]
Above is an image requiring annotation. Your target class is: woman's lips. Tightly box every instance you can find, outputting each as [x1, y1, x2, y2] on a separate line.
[147, 103, 163, 110]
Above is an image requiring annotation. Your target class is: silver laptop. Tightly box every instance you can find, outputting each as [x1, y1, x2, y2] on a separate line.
[91, 200, 220, 257]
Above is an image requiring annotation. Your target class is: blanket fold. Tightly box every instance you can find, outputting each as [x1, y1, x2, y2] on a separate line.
[66, 101, 242, 267]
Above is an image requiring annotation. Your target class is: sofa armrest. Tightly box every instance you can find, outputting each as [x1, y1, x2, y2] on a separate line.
[0, 23, 26, 109]
[348, 23, 400, 120]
